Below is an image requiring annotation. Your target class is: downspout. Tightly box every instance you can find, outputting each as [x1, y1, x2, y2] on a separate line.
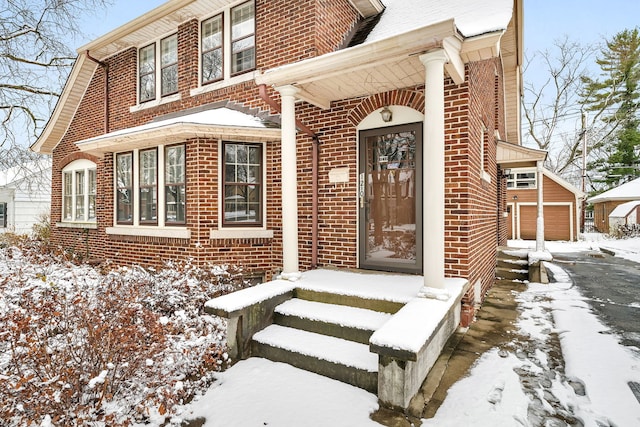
[259, 84, 320, 268]
[85, 51, 109, 134]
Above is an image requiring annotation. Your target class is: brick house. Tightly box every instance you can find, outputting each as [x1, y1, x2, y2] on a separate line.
[506, 167, 585, 241]
[32, 0, 524, 327]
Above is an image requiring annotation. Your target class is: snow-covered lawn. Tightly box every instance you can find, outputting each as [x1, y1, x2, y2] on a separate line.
[2, 235, 639, 426]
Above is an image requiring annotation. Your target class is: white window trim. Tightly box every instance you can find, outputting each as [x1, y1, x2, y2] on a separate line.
[133, 32, 180, 109]
[193, 1, 255, 94]
[508, 167, 538, 190]
[111, 144, 189, 239]
[480, 126, 492, 183]
[210, 139, 271, 240]
[59, 159, 97, 226]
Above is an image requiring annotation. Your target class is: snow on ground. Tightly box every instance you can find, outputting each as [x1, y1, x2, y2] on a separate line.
[178, 358, 381, 427]
[180, 236, 640, 426]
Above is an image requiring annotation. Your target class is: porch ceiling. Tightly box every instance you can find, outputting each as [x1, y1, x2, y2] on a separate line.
[255, 20, 504, 109]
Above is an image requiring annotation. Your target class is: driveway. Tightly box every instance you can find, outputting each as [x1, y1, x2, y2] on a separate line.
[551, 250, 640, 350]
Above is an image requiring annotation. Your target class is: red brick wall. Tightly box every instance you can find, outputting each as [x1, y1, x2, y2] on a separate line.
[50, 0, 505, 300]
[256, 0, 358, 69]
[455, 58, 505, 325]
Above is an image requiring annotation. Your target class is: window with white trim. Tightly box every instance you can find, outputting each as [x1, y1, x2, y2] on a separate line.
[507, 168, 537, 189]
[223, 142, 262, 226]
[62, 159, 97, 223]
[114, 144, 186, 227]
[200, 1, 255, 86]
[138, 33, 178, 103]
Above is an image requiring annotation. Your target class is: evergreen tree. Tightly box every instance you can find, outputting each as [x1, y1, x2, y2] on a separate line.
[581, 28, 640, 190]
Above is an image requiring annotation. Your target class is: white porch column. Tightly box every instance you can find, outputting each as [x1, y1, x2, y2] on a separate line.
[536, 160, 545, 252]
[419, 50, 448, 290]
[277, 85, 300, 279]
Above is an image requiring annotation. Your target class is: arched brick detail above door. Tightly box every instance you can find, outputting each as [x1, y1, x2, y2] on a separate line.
[347, 89, 425, 126]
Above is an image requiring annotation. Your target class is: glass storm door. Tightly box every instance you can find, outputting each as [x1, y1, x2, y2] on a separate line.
[358, 123, 423, 274]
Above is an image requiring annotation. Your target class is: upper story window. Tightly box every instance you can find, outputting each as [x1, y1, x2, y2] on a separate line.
[139, 33, 178, 103]
[223, 142, 262, 226]
[62, 159, 97, 223]
[231, 1, 255, 75]
[202, 14, 223, 84]
[507, 169, 537, 189]
[200, 1, 255, 86]
[115, 144, 186, 227]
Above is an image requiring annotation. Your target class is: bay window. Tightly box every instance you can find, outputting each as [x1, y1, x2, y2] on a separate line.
[165, 144, 186, 224]
[114, 144, 185, 227]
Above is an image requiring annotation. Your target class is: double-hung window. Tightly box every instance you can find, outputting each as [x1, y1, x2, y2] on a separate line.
[231, 1, 255, 75]
[114, 144, 186, 227]
[139, 149, 158, 224]
[200, 1, 255, 86]
[138, 33, 178, 103]
[201, 14, 223, 84]
[62, 159, 97, 223]
[223, 142, 262, 226]
[165, 144, 186, 224]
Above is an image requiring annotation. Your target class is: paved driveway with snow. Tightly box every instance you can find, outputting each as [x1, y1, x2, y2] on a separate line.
[552, 250, 640, 350]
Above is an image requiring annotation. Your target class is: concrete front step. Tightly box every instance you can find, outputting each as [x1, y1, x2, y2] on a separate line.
[294, 288, 404, 314]
[495, 266, 528, 281]
[251, 324, 378, 393]
[497, 257, 528, 270]
[274, 298, 391, 345]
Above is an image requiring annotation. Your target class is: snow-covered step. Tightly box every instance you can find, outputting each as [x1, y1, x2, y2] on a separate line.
[251, 324, 378, 392]
[274, 298, 391, 344]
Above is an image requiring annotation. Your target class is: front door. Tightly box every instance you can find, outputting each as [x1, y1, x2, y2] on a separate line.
[358, 123, 422, 274]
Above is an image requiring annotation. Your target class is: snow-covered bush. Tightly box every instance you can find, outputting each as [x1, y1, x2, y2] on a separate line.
[0, 243, 249, 426]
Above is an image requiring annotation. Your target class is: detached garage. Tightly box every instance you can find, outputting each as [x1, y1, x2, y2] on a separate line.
[506, 168, 584, 241]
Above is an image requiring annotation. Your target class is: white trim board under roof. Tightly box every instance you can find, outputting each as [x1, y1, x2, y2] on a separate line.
[496, 140, 547, 169]
[75, 108, 281, 157]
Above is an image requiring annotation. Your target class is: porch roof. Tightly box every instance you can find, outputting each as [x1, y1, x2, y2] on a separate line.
[255, 21, 507, 109]
[496, 140, 547, 169]
[75, 107, 281, 157]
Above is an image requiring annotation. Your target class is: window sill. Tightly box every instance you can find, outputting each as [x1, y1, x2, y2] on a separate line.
[130, 93, 182, 113]
[57, 222, 98, 229]
[106, 226, 190, 239]
[210, 228, 273, 240]
[190, 71, 257, 97]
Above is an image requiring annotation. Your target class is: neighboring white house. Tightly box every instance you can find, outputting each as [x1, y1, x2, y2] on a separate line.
[0, 161, 51, 234]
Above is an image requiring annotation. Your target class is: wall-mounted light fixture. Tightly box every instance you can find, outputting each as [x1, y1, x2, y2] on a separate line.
[512, 195, 518, 200]
[501, 168, 511, 179]
[380, 106, 392, 122]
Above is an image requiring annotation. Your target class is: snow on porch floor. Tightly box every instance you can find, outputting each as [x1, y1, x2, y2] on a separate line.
[294, 268, 425, 304]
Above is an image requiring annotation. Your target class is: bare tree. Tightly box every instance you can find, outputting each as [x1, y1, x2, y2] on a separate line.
[0, 0, 110, 184]
[522, 36, 609, 186]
